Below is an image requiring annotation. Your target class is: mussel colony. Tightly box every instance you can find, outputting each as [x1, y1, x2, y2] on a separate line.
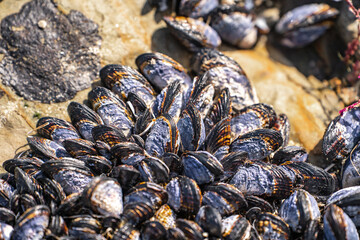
[1, 0, 359, 240]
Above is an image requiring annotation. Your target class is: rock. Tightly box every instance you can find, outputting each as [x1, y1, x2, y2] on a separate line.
[0, 0, 101, 103]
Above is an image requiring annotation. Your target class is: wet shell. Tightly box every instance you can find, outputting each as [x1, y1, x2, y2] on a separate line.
[0, 222, 13, 240]
[88, 86, 134, 137]
[341, 142, 360, 188]
[27, 136, 71, 159]
[271, 146, 308, 165]
[323, 204, 359, 240]
[200, 66, 258, 112]
[178, 0, 219, 18]
[231, 103, 277, 140]
[11, 205, 50, 240]
[202, 182, 247, 216]
[121, 202, 155, 227]
[154, 204, 176, 229]
[210, 6, 258, 49]
[204, 118, 231, 160]
[279, 189, 320, 233]
[163, 16, 221, 52]
[230, 161, 293, 198]
[36, 116, 80, 143]
[256, 212, 290, 240]
[191, 48, 245, 76]
[92, 124, 128, 148]
[323, 106, 360, 163]
[145, 115, 180, 157]
[220, 151, 248, 178]
[63, 138, 97, 158]
[230, 129, 283, 161]
[275, 4, 339, 48]
[166, 176, 202, 217]
[136, 52, 192, 92]
[176, 219, 204, 240]
[140, 221, 167, 240]
[222, 215, 252, 240]
[272, 113, 290, 147]
[177, 103, 206, 152]
[67, 101, 103, 142]
[100, 64, 156, 104]
[138, 157, 170, 184]
[182, 151, 224, 185]
[82, 177, 123, 217]
[110, 165, 140, 193]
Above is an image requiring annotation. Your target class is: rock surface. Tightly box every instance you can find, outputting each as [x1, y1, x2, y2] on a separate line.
[0, 0, 352, 168]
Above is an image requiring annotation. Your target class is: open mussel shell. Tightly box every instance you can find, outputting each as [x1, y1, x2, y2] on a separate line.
[41, 158, 94, 195]
[191, 48, 245, 76]
[27, 136, 71, 159]
[256, 212, 290, 240]
[182, 151, 224, 185]
[230, 161, 293, 198]
[231, 103, 277, 139]
[230, 128, 283, 161]
[151, 79, 183, 120]
[178, 0, 219, 18]
[145, 114, 180, 158]
[222, 215, 252, 240]
[166, 176, 202, 217]
[195, 205, 224, 237]
[279, 189, 320, 233]
[136, 52, 192, 92]
[326, 186, 360, 227]
[323, 204, 359, 240]
[341, 142, 360, 188]
[271, 145, 308, 165]
[82, 177, 123, 217]
[210, 5, 258, 49]
[88, 86, 134, 137]
[11, 205, 50, 240]
[275, 3, 339, 48]
[67, 101, 103, 142]
[202, 182, 247, 216]
[140, 220, 167, 240]
[99, 64, 156, 104]
[323, 106, 360, 163]
[163, 16, 221, 52]
[200, 66, 258, 113]
[36, 116, 80, 143]
[177, 103, 206, 152]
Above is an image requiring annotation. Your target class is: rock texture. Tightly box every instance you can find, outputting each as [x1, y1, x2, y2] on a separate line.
[0, 0, 101, 103]
[0, 0, 352, 168]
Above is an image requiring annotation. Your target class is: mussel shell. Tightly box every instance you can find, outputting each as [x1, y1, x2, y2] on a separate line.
[0, 207, 15, 225]
[37, 177, 66, 205]
[136, 52, 192, 92]
[200, 66, 258, 112]
[272, 146, 308, 165]
[0, 178, 15, 208]
[112, 222, 140, 240]
[166, 176, 202, 217]
[41, 158, 94, 195]
[11, 205, 50, 240]
[161, 152, 183, 177]
[163, 16, 221, 52]
[145, 115, 180, 157]
[110, 165, 140, 193]
[56, 193, 83, 216]
[182, 151, 224, 185]
[210, 6, 257, 49]
[140, 220, 167, 240]
[36, 116, 79, 143]
[99, 64, 156, 104]
[279, 189, 320, 233]
[78, 155, 113, 176]
[222, 215, 252, 240]
[177, 103, 206, 152]
[230, 129, 283, 161]
[88, 87, 134, 137]
[167, 227, 186, 240]
[176, 219, 203, 240]
[245, 195, 274, 213]
[323, 204, 359, 240]
[231, 103, 277, 140]
[138, 157, 170, 184]
[111, 142, 145, 165]
[0, 222, 13, 240]
[63, 138, 97, 157]
[220, 151, 248, 178]
[121, 202, 155, 227]
[67, 101, 103, 141]
[83, 177, 123, 217]
[272, 113, 290, 147]
[204, 117, 231, 160]
[27, 136, 71, 159]
[230, 161, 293, 198]
[151, 80, 183, 120]
[3, 157, 43, 176]
[256, 212, 290, 240]
[191, 48, 244, 76]
[341, 142, 360, 188]
[92, 124, 128, 148]
[202, 182, 247, 216]
[178, 0, 219, 18]
[68, 214, 101, 234]
[195, 205, 222, 237]
[154, 204, 176, 229]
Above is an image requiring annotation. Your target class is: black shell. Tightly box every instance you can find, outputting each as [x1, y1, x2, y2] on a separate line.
[176, 219, 204, 240]
[141, 220, 167, 240]
[163, 16, 221, 52]
[36, 116, 80, 143]
[256, 212, 290, 240]
[178, 0, 219, 18]
[204, 118, 231, 160]
[271, 146, 308, 165]
[195, 205, 222, 237]
[222, 215, 252, 240]
[27, 136, 71, 159]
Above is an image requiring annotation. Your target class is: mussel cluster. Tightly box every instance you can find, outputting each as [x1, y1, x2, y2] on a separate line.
[149, 0, 339, 49]
[2, 42, 360, 239]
